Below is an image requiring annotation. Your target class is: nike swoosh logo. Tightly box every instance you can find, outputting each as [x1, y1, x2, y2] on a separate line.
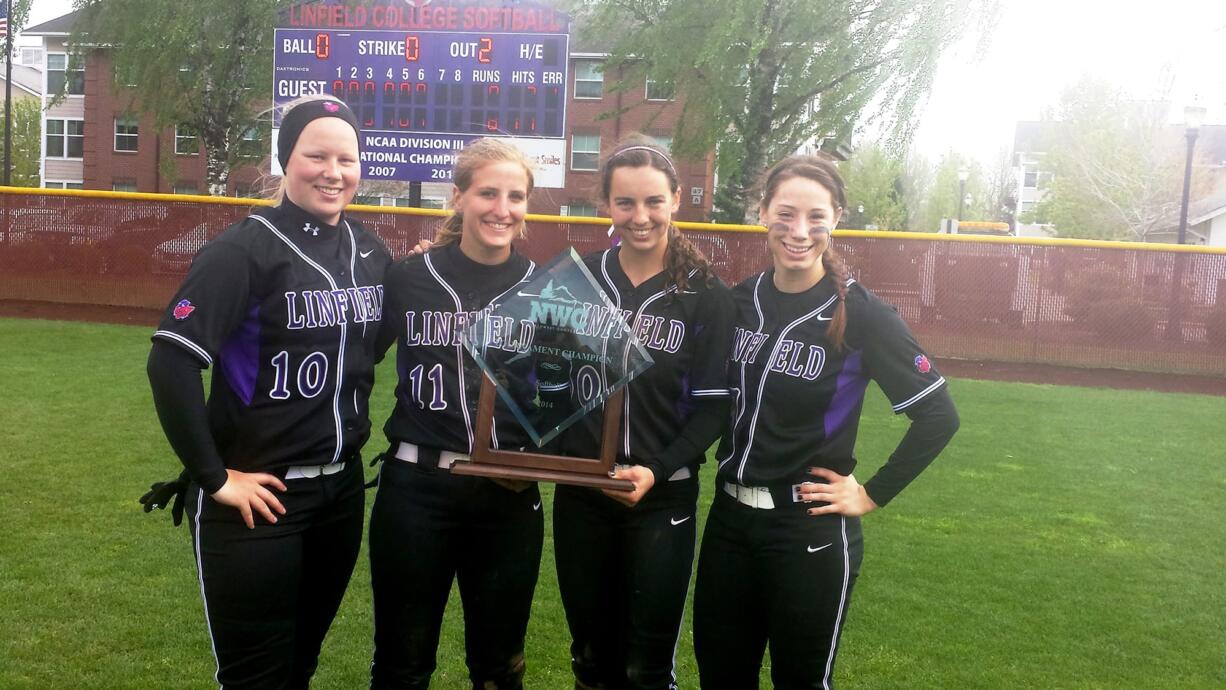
[360, 249, 375, 258]
[670, 516, 692, 526]
[533, 501, 542, 511]
[816, 314, 832, 321]
[807, 543, 833, 553]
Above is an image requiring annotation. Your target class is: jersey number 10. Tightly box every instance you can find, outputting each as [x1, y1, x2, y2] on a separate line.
[269, 350, 329, 400]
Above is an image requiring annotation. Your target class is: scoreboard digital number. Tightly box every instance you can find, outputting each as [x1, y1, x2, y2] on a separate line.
[273, 28, 570, 183]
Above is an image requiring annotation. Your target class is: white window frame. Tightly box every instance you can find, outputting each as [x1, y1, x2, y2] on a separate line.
[46, 118, 85, 159]
[47, 53, 85, 97]
[175, 125, 199, 156]
[574, 60, 603, 100]
[238, 126, 262, 158]
[571, 134, 600, 171]
[114, 118, 139, 152]
[645, 77, 675, 101]
[565, 201, 598, 218]
[173, 183, 199, 195]
[44, 180, 85, 190]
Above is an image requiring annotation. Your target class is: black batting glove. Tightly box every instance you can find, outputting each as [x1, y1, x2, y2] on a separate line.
[139, 470, 190, 526]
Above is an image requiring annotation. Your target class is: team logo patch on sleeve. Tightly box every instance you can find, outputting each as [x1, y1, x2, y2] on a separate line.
[173, 299, 196, 320]
[914, 354, 931, 374]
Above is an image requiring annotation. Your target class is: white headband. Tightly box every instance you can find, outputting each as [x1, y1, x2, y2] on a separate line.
[611, 145, 677, 176]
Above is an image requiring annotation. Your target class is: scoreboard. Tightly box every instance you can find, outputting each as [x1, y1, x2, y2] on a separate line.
[273, 1, 570, 186]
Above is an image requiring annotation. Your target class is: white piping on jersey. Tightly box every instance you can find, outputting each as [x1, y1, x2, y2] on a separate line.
[690, 388, 732, 397]
[343, 221, 365, 414]
[193, 488, 222, 687]
[250, 214, 347, 464]
[343, 220, 366, 339]
[731, 287, 841, 484]
[891, 376, 946, 412]
[598, 250, 620, 394]
[602, 250, 699, 459]
[822, 515, 852, 690]
[481, 261, 535, 448]
[423, 253, 475, 451]
[152, 330, 213, 367]
[719, 274, 767, 471]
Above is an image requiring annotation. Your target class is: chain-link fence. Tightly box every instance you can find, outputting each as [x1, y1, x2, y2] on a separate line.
[4, 188, 1225, 375]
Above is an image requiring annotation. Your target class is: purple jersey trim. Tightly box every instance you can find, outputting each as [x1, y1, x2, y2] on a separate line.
[823, 350, 868, 440]
[219, 301, 262, 406]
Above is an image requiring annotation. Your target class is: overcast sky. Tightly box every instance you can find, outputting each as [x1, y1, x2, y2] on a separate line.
[24, 0, 1226, 166]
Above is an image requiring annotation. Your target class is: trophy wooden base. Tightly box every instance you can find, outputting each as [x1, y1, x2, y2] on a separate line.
[457, 375, 635, 491]
[450, 461, 634, 490]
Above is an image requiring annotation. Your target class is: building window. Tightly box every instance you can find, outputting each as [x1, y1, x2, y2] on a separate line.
[1023, 170, 1039, 188]
[44, 181, 84, 190]
[645, 77, 675, 101]
[233, 183, 264, 199]
[565, 202, 598, 218]
[112, 180, 138, 193]
[46, 119, 84, 158]
[571, 134, 600, 171]
[652, 135, 673, 152]
[353, 195, 381, 206]
[114, 118, 139, 152]
[47, 53, 85, 96]
[20, 48, 43, 66]
[173, 183, 198, 195]
[175, 125, 199, 155]
[574, 60, 603, 99]
[238, 126, 263, 158]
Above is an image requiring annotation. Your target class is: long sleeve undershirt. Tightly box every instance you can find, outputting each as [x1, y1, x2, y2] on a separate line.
[147, 341, 229, 494]
[862, 386, 959, 507]
[641, 397, 731, 484]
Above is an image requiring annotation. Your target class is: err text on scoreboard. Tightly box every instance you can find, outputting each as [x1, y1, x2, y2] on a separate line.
[273, 28, 569, 185]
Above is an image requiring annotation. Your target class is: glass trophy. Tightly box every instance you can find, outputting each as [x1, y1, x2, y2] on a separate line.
[454, 248, 654, 489]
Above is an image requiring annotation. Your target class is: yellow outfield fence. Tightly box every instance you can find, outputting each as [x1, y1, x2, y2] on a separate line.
[3, 187, 1226, 376]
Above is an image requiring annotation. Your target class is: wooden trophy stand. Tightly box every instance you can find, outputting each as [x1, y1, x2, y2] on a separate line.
[450, 374, 635, 490]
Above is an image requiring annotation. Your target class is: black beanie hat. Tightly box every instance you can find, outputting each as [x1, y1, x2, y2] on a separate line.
[277, 98, 361, 171]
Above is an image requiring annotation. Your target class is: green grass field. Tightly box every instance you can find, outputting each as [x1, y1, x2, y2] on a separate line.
[1, 317, 1224, 689]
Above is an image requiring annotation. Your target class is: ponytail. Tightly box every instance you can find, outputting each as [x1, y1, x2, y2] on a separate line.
[663, 224, 715, 296]
[822, 247, 850, 351]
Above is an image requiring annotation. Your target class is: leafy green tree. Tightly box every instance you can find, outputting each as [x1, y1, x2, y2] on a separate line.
[839, 145, 907, 230]
[71, 0, 278, 194]
[575, 0, 998, 222]
[1026, 78, 1194, 241]
[910, 152, 987, 231]
[1, 99, 42, 187]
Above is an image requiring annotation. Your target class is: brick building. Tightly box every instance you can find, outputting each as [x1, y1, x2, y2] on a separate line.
[26, 7, 715, 220]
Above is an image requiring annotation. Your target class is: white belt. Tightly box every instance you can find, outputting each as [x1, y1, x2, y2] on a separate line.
[614, 463, 692, 481]
[395, 442, 469, 470]
[722, 481, 808, 510]
[285, 462, 346, 480]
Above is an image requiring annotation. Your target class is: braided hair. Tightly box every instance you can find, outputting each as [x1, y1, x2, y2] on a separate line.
[759, 154, 851, 350]
[598, 134, 714, 294]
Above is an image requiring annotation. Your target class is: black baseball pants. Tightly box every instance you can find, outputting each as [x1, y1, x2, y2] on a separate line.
[553, 476, 700, 690]
[693, 489, 864, 690]
[184, 461, 364, 690]
[368, 458, 544, 690]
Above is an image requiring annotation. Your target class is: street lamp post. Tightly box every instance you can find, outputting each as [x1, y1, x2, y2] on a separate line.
[1168, 104, 1206, 342]
[957, 167, 969, 221]
[1177, 105, 1206, 244]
